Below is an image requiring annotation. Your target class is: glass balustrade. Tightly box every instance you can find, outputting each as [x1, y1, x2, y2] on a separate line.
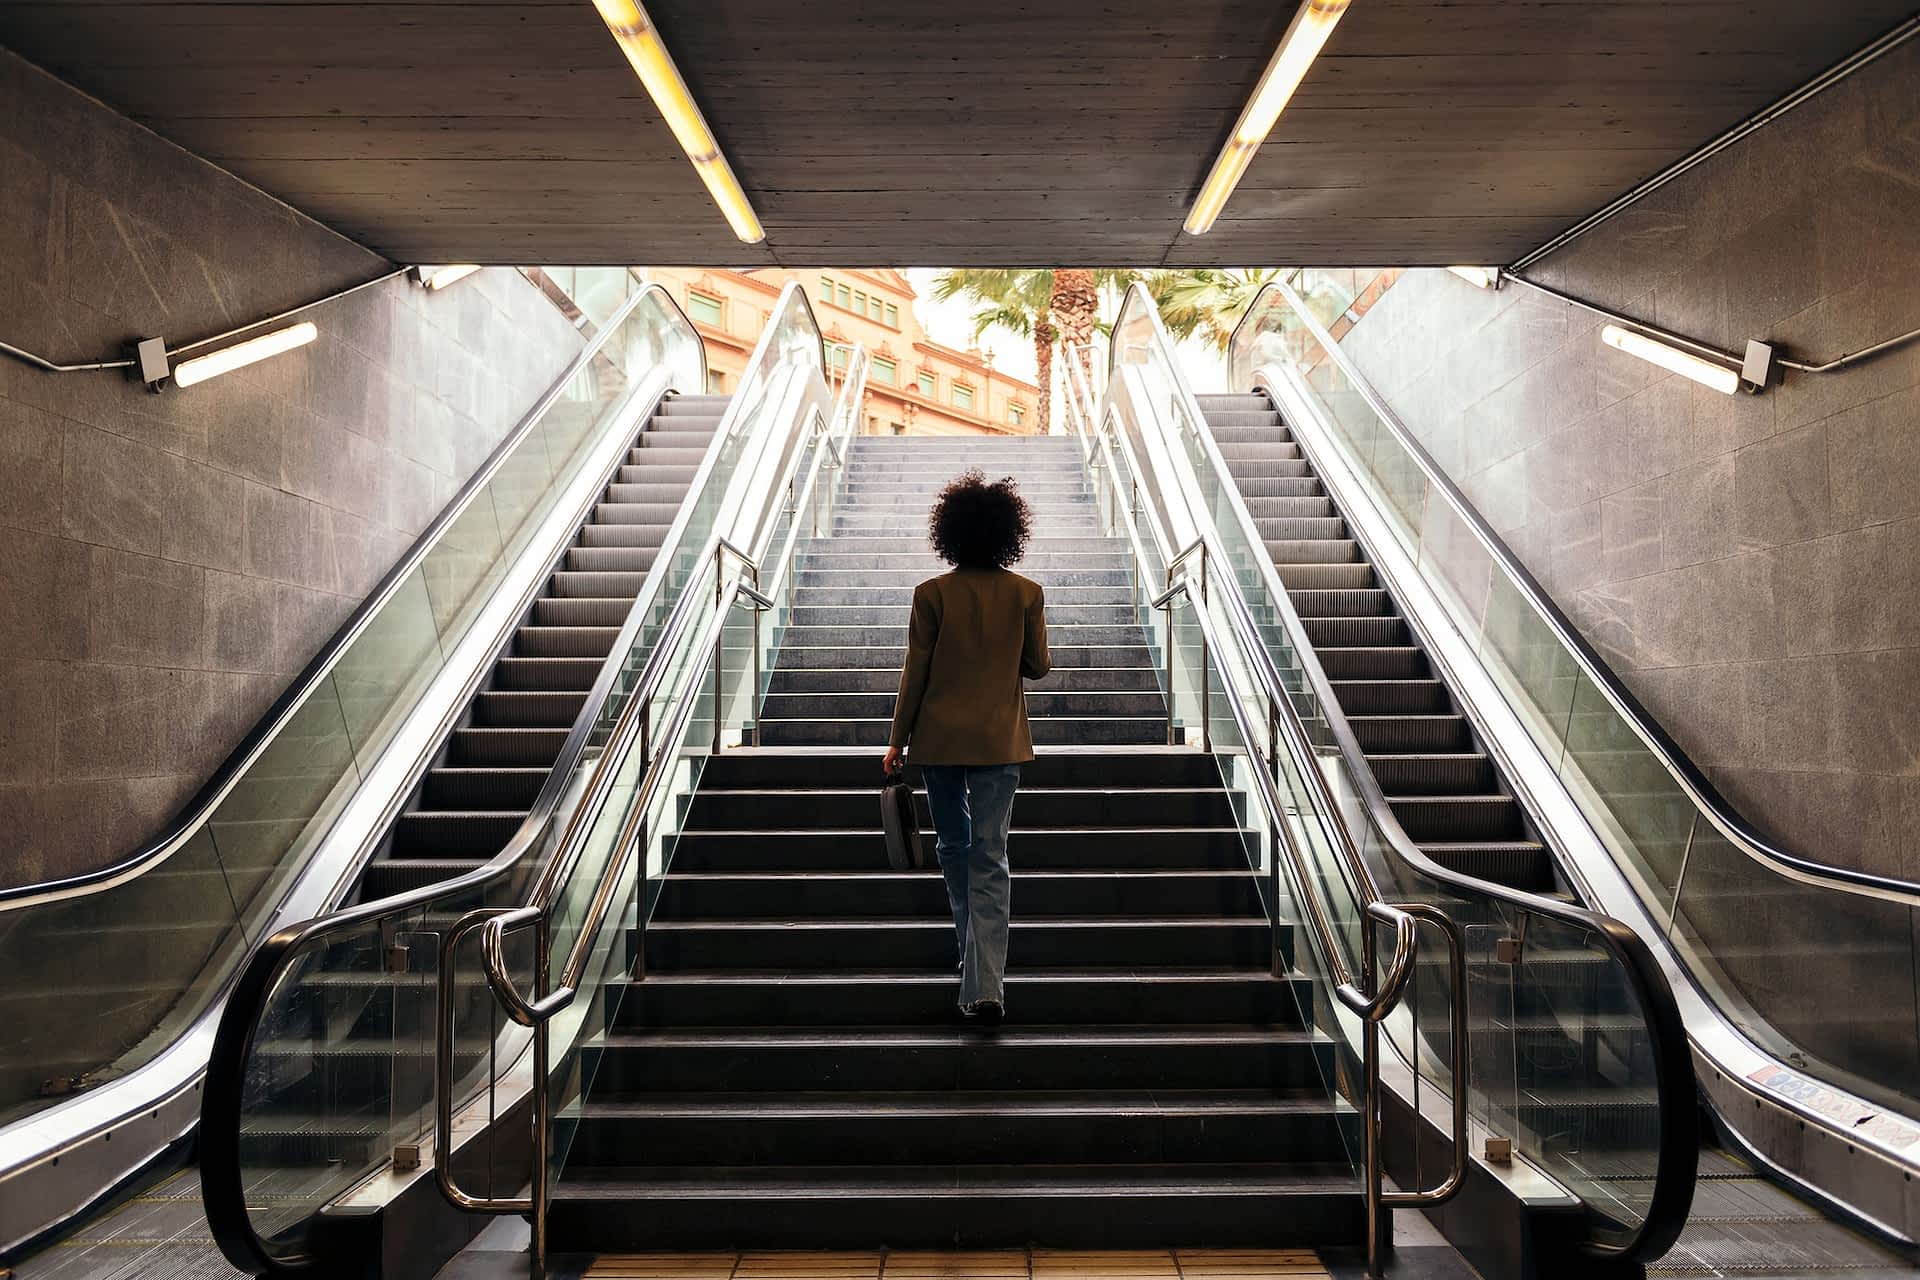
[1253, 270, 1920, 1128]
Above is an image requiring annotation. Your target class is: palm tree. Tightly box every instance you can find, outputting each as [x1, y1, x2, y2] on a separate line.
[932, 269, 1060, 431]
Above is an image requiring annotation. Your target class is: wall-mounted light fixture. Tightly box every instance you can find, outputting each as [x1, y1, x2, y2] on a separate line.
[414, 264, 482, 291]
[1600, 324, 1742, 395]
[1184, 0, 1352, 235]
[137, 321, 319, 391]
[1446, 266, 1500, 290]
[591, 0, 765, 244]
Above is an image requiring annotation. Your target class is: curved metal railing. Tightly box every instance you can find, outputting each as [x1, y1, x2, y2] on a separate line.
[1095, 285, 1698, 1263]
[200, 283, 829, 1275]
[1237, 274, 1920, 1147]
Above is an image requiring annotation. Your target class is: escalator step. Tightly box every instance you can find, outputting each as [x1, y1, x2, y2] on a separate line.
[600, 495, 685, 518]
[1204, 412, 1286, 431]
[1390, 796, 1524, 842]
[578, 524, 673, 549]
[1236, 478, 1323, 499]
[553, 571, 648, 598]
[1196, 394, 1271, 412]
[657, 396, 729, 415]
[624, 458, 701, 482]
[1219, 442, 1302, 462]
[1225, 458, 1312, 480]
[1276, 563, 1372, 590]
[1266, 539, 1360, 564]
[1363, 753, 1492, 794]
[517, 625, 621, 657]
[423, 767, 548, 809]
[1254, 517, 1345, 540]
[1347, 715, 1471, 752]
[618, 446, 708, 468]
[639, 429, 719, 450]
[1243, 496, 1332, 519]
[1290, 589, 1391, 618]
[1328, 679, 1451, 714]
[391, 810, 526, 857]
[1418, 842, 1555, 890]
[1302, 616, 1406, 646]
[567, 545, 661, 573]
[1317, 647, 1425, 679]
[606, 479, 691, 503]
[449, 727, 571, 766]
[359, 857, 489, 897]
[494, 656, 604, 691]
[475, 690, 590, 727]
[533, 597, 634, 627]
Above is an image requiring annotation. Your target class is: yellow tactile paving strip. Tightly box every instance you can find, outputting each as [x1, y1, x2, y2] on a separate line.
[586, 1250, 1329, 1279]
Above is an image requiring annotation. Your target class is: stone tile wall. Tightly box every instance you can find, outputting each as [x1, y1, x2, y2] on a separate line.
[0, 51, 583, 886]
[1339, 38, 1920, 880]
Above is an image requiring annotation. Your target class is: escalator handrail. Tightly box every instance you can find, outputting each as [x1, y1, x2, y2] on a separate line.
[1105, 283, 1698, 1260]
[200, 282, 821, 1276]
[1237, 277, 1920, 907]
[0, 284, 702, 914]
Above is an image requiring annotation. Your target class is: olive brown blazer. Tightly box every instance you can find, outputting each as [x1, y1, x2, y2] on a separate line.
[888, 568, 1052, 765]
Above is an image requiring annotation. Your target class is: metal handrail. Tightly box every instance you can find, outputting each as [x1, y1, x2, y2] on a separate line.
[432, 342, 866, 1259]
[1097, 286, 1697, 1263]
[0, 285, 697, 914]
[1244, 277, 1920, 906]
[201, 285, 820, 1276]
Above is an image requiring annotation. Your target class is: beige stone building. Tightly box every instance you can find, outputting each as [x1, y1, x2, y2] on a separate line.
[643, 268, 1040, 436]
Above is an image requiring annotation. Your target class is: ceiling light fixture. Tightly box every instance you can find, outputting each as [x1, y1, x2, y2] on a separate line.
[1446, 266, 1499, 289]
[591, 0, 765, 244]
[1184, 0, 1352, 235]
[416, 264, 482, 290]
[170, 322, 319, 389]
[1600, 324, 1741, 396]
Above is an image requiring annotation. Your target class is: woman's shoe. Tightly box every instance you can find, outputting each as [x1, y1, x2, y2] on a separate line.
[961, 999, 1005, 1028]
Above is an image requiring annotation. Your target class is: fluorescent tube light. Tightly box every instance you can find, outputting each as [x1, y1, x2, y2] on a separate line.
[1184, 0, 1351, 235]
[418, 264, 481, 290]
[1446, 266, 1498, 289]
[1600, 324, 1740, 395]
[172, 322, 318, 389]
[591, 0, 765, 244]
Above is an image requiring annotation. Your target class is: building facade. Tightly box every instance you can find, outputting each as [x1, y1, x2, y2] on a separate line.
[643, 268, 1040, 436]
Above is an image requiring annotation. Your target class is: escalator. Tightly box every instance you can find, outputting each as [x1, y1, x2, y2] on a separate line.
[1190, 386, 1915, 1279]
[0, 279, 754, 1273]
[357, 393, 726, 902]
[1101, 276, 1920, 1278]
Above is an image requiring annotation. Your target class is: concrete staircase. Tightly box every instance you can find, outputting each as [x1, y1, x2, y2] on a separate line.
[546, 434, 1363, 1250]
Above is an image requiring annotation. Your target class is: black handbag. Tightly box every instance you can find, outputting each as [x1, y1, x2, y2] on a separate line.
[880, 764, 926, 870]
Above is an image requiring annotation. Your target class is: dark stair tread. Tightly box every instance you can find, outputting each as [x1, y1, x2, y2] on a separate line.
[603, 1027, 1327, 1050]
[553, 1162, 1360, 1196]
[573, 1090, 1347, 1119]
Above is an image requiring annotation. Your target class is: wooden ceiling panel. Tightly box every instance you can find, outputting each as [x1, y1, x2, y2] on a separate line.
[0, 0, 1910, 265]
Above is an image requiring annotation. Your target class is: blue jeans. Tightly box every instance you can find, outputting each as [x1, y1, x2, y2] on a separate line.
[920, 764, 1020, 1007]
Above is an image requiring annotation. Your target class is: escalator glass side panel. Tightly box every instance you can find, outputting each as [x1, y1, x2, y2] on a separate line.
[0, 291, 698, 1138]
[1248, 272, 1920, 1129]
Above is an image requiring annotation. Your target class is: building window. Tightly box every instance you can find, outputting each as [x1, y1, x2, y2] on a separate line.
[917, 371, 936, 397]
[707, 369, 726, 394]
[853, 291, 869, 317]
[828, 345, 850, 371]
[818, 276, 834, 303]
[837, 283, 851, 309]
[1010, 404, 1026, 427]
[889, 420, 905, 435]
[869, 296, 884, 321]
[873, 356, 897, 385]
[952, 384, 976, 412]
[687, 291, 724, 326]
[885, 303, 900, 328]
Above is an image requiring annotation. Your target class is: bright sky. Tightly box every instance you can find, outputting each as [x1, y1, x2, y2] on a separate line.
[901, 268, 1230, 406]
